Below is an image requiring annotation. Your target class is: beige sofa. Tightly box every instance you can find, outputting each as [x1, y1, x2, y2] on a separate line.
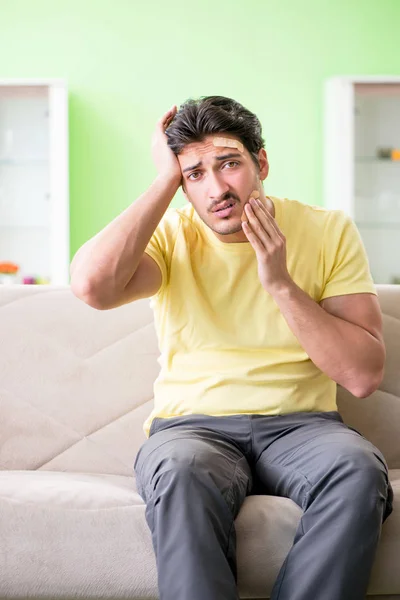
[0, 283, 399, 600]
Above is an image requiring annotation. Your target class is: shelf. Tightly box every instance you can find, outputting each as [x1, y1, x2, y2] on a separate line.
[0, 225, 50, 229]
[0, 159, 49, 166]
[355, 158, 400, 164]
[355, 222, 400, 229]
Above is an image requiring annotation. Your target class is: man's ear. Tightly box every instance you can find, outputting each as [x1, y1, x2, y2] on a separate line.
[258, 149, 269, 182]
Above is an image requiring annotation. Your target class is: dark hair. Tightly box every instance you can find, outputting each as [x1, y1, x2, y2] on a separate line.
[165, 96, 265, 169]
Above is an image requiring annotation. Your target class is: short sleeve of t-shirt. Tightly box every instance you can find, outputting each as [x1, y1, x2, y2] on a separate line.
[320, 210, 376, 301]
[143, 208, 180, 297]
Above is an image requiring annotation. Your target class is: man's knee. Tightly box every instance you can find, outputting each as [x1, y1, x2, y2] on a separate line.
[323, 442, 390, 509]
[135, 434, 251, 514]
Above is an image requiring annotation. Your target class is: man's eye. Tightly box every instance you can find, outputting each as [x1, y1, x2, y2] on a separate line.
[187, 162, 238, 181]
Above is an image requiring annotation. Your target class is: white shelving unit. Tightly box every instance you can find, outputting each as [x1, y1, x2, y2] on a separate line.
[324, 76, 400, 284]
[0, 80, 69, 284]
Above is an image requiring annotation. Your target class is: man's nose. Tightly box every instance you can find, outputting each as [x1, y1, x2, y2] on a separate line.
[208, 171, 230, 199]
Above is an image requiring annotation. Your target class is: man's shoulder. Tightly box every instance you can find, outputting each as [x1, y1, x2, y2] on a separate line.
[276, 197, 350, 231]
[276, 196, 334, 218]
[155, 204, 200, 251]
[159, 202, 196, 230]
[151, 203, 195, 244]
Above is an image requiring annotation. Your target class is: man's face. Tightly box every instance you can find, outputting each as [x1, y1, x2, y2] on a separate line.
[177, 134, 269, 243]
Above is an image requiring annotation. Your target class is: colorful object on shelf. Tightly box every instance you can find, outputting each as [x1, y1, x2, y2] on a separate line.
[0, 264, 51, 285]
[21, 276, 51, 285]
[0, 261, 19, 274]
[376, 147, 400, 161]
[22, 276, 36, 285]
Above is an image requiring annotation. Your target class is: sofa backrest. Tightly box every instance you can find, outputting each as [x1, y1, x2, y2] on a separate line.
[0, 284, 399, 475]
[336, 284, 400, 469]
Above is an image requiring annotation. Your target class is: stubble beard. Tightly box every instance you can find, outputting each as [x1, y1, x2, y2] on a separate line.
[209, 218, 243, 236]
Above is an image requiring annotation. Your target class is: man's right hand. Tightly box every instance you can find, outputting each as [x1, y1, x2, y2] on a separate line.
[151, 105, 182, 184]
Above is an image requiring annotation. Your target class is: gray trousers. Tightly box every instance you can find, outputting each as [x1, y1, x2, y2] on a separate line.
[134, 411, 393, 600]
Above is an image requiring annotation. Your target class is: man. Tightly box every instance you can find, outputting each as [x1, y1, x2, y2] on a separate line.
[70, 96, 393, 600]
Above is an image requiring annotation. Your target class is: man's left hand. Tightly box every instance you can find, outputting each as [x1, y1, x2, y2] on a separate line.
[242, 197, 292, 296]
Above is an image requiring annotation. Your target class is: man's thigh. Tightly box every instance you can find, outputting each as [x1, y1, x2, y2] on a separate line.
[134, 416, 253, 519]
[251, 411, 393, 521]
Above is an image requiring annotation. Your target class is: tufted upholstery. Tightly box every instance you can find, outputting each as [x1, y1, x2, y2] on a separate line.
[0, 284, 399, 599]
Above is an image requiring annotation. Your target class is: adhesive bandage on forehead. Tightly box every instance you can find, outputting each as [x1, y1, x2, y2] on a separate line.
[212, 137, 244, 153]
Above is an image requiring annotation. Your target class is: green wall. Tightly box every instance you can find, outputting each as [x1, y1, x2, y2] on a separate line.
[1, 0, 400, 260]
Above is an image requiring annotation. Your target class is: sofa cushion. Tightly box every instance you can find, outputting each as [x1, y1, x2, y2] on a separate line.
[1, 469, 399, 598]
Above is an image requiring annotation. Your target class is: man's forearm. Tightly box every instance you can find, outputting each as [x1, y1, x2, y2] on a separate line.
[271, 282, 385, 397]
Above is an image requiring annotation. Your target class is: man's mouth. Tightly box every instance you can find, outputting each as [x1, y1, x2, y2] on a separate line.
[213, 202, 236, 218]
[213, 201, 235, 213]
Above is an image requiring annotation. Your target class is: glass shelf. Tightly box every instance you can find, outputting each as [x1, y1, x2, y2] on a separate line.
[0, 225, 49, 228]
[355, 157, 400, 164]
[0, 158, 48, 165]
[355, 221, 400, 229]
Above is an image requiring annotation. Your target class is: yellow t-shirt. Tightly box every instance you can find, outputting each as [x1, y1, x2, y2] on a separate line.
[142, 196, 376, 438]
